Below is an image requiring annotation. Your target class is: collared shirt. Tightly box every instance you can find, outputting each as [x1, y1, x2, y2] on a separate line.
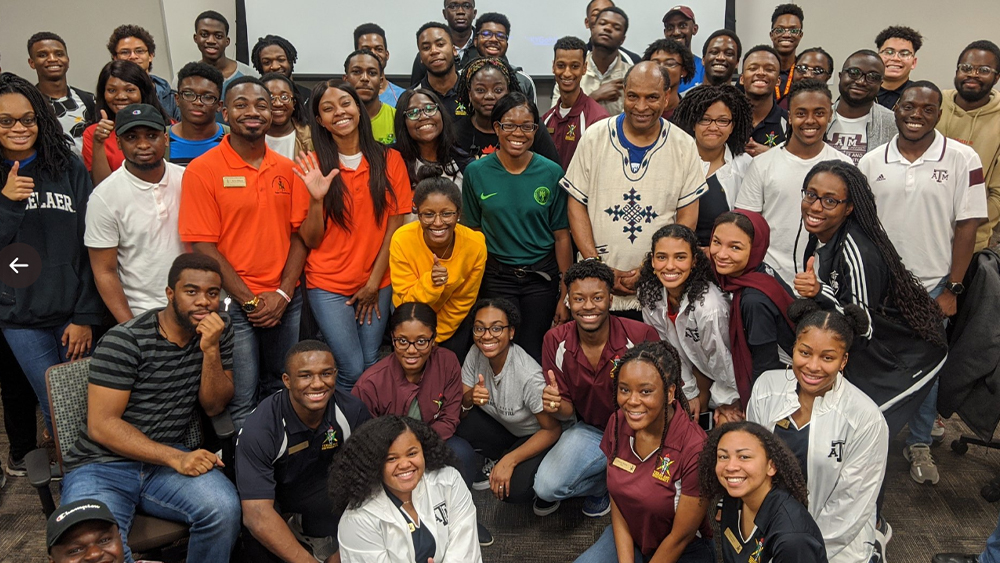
[542, 316, 659, 428]
[719, 487, 828, 563]
[419, 75, 465, 122]
[84, 162, 186, 316]
[542, 91, 610, 167]
[749, 101, 788, 148]
[557, 50, 634, 116]
[235, 388, 370, 500]
[875, 79, 913, 111]
[859, 131, 987, 291]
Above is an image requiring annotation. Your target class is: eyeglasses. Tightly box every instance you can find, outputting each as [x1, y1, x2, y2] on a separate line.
[497, 122, 539, 133]
[696, 116, 733, 127]
[446, 1, 473, 11]
[116, 48, 149, 58]
[392, 336, 434, 351]
[418, 210, 458, 222]
[478, 30, 508, 42]
[802, 189, 849, 210]
[958, 63, 998, 77]
[270, 93, 294, 105]
[842, 67, 883, 84]
[179, 90, 219, 105]
[879, 48, 914, 60]
[769, 27, 802, 37]
[473, 325, 510, 337]
[0, 114, 37, 129]
[403, 104, 440, 121]
[795, 64, 829, 77]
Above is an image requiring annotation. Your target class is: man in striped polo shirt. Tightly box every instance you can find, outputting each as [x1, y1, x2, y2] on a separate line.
[60, 253, 241, 563]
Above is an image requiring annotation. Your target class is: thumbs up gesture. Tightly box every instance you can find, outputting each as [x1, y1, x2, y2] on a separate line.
[472, 374, 490, 406]
[542, 369, 562, 414]
[93, 109, 115, 144]
[794, 256, 821, 298]
[431, 254, 448, 287]
[2, 161, 35, 202]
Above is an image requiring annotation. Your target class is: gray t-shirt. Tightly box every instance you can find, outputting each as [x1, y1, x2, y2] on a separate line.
[462, 343, 544, 437]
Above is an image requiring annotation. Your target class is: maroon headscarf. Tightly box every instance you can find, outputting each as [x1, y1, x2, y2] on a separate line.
[714, 210, 795, 407]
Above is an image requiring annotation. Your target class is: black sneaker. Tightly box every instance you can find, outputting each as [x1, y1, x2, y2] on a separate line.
[532, 497, 561, 517]
[5, 454, 26, 477]
[473, 458, 496, 491]
[477, 523, 494, 547]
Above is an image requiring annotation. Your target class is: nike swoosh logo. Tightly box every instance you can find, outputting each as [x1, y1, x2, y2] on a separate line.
[480, 193, 498, 200]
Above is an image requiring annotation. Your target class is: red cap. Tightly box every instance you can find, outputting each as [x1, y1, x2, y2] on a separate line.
[663, 5, 696, 24]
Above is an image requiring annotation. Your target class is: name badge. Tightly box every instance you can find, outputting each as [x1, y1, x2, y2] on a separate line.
[287, 441, 309, 455]
[612, 457, 636, 473]
[724, 528, 742, 553]
[223, 176, 247, 188]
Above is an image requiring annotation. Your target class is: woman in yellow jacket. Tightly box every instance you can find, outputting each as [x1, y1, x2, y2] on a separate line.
[390, 164, 487, 362]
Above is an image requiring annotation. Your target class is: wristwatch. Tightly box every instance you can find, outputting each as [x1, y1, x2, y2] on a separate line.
[946, 281, 965, 295]
[242, 296, 260, 313]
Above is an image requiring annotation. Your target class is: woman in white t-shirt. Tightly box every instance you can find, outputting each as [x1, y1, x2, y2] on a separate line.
[262, 73, 312, 159]
[455, 298, 562, 504]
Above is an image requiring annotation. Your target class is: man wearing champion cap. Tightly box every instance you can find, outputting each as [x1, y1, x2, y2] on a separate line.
[85, 104, 185, 324]
[662, 6, 704, 94]
[47, 499, 125, 563]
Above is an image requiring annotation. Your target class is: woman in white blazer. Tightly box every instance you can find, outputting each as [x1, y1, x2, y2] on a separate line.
[747, 300, 889, 563]
[330, 415, 482, 563]
[637, 224, 741, 425]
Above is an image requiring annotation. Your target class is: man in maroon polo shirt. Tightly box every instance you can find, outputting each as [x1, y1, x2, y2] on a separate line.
[543, 36, 611, 168]
[533, 260, 658, 518]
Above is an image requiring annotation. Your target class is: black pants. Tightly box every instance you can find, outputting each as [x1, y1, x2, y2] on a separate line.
[0, 331, 37, 461]
[240, 476, 339, 562]
[439, 312, 474, 365]
[456, 407, 552, 504]
[479, 254, 560, 364]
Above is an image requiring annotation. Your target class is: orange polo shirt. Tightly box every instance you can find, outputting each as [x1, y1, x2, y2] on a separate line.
[304, 149, 412, 295]
[179, 135, 309, 295]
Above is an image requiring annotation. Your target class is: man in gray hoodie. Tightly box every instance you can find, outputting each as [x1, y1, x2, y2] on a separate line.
[827, 49, 896, 165]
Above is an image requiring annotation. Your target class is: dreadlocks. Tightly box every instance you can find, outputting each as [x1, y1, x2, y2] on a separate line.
[0, 73, 74, 182]
[671, 84, 754, 157]
[636, 224, 715, 313]
[804, 160, 947, 347]
[455, 56, 522, 115]
[250, 35, 298, 75]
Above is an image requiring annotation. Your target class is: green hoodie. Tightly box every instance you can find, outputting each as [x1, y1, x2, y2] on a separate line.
[938, 89, 1000, 250]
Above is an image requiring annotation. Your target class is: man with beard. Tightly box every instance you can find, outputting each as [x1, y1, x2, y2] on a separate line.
[875, 26, 923, 110]
[179, 77, 310, 429]
[769, 3, 804, 103]
[27, 32, 94, 156]
[251, 35, 312, 112]
[85, 104, 185, 324]
[344, 48, 396, 144]
[701, 29, 741, 87]
[59, 253, 241, 563]
[466, 13, 537, 104]
[741, 45, 787, 156]
[410, 0, 477, 88]
[938, 40, 1000, 251]
[416, 22, 463, 121]
[827, 50, 896, 164]
[533, 261, 659, 518]
[662, 6, 703, 94]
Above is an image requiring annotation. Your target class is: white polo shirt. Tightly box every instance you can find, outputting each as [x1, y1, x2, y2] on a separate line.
[858, 131, 987, 291]
[84, 162, 186, 315]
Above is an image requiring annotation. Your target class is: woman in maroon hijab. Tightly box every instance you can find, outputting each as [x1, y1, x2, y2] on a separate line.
[708, 211, 795, 406]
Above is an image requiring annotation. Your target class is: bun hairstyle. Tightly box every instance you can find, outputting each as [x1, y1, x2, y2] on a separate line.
[413, 164, 462, 211]
[787, 298, 870, 350]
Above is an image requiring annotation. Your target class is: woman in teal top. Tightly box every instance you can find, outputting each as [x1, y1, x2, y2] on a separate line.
[462, 92, 572, 362]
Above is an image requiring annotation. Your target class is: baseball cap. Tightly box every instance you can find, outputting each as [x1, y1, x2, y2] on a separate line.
[663, 6, 696, 24]
[47, 499, 119, 549]
[114, 103, 167, 135]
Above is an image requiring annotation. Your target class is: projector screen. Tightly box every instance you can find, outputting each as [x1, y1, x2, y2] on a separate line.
[242, 0, 732, 78]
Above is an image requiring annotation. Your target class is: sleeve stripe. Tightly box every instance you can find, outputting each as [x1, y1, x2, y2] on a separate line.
[971, 167, 985, 187]
[842, 235, 875, 340]
[559, 177, 588, 205]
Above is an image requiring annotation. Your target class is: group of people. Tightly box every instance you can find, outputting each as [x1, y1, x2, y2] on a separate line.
[2, 2, 1000, 563]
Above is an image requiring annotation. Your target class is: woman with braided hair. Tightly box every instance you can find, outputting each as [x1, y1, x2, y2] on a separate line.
[574, 341, 715, 563]
[453, 56, 563, 170]
[671, 85, 754, 245]
[699, 421, 827, 563]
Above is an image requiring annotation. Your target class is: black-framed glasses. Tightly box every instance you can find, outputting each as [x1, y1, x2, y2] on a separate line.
[497, 122, 539, 133]
[418, 210, 458, 222]
[696, 116, 733, 127]
[180, 90, 220, 105]
[473, 325, 510, 337]
[879, 47, 914, 60]
[445, 1, 473, 11]
[0, 114, 37, 129]
[403, 104, 440, 121]
[478, 30, 508, 42]
[842, 67, 883, 84]
[958, 64, 998, 77]
[270, 93, 295, 105]
[770, 27, 802, 37]
[795, 64, 829, 77]
[802, 189, 849, 210]
[392, 336, 434, 351]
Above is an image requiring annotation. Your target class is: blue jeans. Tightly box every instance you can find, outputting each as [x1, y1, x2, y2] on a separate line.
[574, 524, 716, 563]
[226, 292, 302, 429]
[61, 451, 241, 563]
[446, 435, 476, 487]
[534, 422, 607, 501]
[907, 279, 948, 447]
[2, 321, 72, 431]
[308, 286, 392, 393]
[980, 507, 1000, 563]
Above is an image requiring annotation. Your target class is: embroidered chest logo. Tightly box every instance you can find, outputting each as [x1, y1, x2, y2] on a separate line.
[433, 501, 449, 525]
[684, 326, 701, 343]
[828, 440, 846, 462]
[610, 355, 622, 377]
[604, 188, 660, 243]
[432, 393, 445, 420]
[565, 124, 577, 142]
[763, 131, 780, 147]
[321, 427, 338, 451]
[652, 454, 675, 482]
[273, 176, 290, 195]
[931, 169, 950, 183]
[455, 102, 468, 116]
[534, 186, 551, 205]
[749, 538, 764, 563]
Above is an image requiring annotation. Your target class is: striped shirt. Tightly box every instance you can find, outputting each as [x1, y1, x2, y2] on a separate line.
[63, 308, 234, 469]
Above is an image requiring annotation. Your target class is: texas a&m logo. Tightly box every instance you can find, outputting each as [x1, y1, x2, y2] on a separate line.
[828, 440, 846, 462]
[931, 169, 949, 183]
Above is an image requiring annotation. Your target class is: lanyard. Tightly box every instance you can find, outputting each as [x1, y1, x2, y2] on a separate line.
[776, 65, 795, 100]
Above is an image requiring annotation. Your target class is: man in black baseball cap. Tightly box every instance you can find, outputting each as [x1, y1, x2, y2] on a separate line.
[114, 103, 166, 136]
[47, 499, 125, 563]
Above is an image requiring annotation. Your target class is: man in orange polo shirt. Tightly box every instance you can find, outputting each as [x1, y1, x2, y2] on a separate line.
[179, 76, 309, 428]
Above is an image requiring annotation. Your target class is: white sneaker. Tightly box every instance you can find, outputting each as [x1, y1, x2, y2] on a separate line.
[931, 415, 946, 441]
